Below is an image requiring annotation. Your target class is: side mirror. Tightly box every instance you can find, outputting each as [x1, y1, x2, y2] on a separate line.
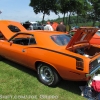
[10, 41, 13, 46]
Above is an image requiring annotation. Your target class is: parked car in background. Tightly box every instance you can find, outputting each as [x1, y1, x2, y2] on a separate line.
[22, 21, 44, 30]
[32, 22, 44, 30]
[69, 29, 77, 36]
[90, 30, 100, 44]
[0, 20, 100, 87]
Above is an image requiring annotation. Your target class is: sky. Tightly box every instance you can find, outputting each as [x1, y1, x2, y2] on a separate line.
[0, 0, 63, 23]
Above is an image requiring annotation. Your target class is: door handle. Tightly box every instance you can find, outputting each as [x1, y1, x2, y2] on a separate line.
[22, 49, 25, 52]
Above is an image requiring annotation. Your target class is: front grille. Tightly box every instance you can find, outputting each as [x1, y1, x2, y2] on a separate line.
[89, 57, 100, 73]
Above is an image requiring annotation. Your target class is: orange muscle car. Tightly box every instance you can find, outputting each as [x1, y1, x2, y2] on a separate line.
[0, 20, 100, 86]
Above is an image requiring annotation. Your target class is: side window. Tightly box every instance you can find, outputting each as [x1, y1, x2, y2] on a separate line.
[0, 32, 5, 40]
[8, 25, 21, 32]
[51, 35, 71, 45]
[11, 34, 36, 45]
[33, 23, 36, 26]
[28, 38, 36, 45]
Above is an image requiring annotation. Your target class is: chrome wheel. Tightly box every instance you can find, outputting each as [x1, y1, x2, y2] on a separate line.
[40, 65, 54, 84]
[37, 64, 60, 86]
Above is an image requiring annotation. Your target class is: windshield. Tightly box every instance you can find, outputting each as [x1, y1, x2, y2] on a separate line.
[51, 34, 71, 45]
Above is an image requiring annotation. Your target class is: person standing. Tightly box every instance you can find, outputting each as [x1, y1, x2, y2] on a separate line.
[56, 22, 66, 33]
[29, 23, 34, 30]
[44, 21, 54, 31]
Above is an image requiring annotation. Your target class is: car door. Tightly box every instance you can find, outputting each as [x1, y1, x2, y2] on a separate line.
[0, 33, 36, 67]
[0, 40, 29, 66]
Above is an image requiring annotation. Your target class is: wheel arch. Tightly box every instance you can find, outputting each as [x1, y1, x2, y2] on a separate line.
[35, 61, 61, 78]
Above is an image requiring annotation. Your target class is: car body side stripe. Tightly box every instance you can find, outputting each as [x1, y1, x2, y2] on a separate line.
[31, 47, 83, 61]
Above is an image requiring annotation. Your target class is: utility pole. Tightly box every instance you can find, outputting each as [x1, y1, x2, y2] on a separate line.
[0, 11, 2, 14]
[0, 11, 2, 20]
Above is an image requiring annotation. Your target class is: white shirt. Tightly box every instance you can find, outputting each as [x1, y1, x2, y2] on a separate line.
[44, 24, 53, 31]
[29, 25, 33, 30]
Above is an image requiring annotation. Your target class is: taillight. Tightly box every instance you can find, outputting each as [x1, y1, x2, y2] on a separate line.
[76, 61, 84, 70]
[89, 63, 94, 72]
[89, 64, 91, 71]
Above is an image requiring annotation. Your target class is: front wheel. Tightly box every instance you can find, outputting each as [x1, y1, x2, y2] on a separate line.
[37, 64, 60, 87]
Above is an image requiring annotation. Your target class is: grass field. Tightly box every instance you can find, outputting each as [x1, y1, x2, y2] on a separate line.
[0, 59, 89, 100]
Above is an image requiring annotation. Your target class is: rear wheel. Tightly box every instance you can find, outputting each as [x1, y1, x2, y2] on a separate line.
[0, 56, 3, 60]
[37, 64, 60, 87]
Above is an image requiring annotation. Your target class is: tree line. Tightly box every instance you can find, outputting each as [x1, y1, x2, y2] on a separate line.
[29, 0, 100, 26]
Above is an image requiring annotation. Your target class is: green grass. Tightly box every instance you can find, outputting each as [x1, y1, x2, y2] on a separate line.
[0, 59, 89, 100]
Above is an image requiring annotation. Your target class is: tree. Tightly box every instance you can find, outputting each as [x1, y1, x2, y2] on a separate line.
[88, 0, 100, 26]
[57, 0, 70, 23]
[29, 0, 58, 24]
[75, 0, 91, 26]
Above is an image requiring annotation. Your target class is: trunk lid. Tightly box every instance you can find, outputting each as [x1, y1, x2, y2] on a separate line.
[66, 27, 98, 48]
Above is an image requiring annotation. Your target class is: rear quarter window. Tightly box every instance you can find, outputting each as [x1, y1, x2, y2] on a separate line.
[8, 25, 21, 32]
[51, 34, 71, 45]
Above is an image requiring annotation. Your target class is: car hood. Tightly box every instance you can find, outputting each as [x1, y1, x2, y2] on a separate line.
[66, 27, 98, 48]
[0, 20, 26, 40]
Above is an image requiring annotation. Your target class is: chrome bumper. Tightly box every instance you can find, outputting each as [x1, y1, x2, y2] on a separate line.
[86, 65, 100, 77]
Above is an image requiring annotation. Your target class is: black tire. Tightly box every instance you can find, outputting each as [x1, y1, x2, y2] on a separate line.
[38, 27, 41, 30]
[0, 56, 3, 60]
[37, 64, 60, 87]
